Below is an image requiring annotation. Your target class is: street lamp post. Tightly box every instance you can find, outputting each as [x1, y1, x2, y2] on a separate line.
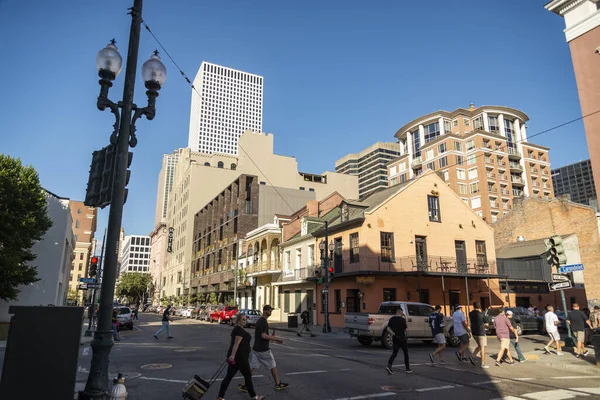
[79, 0, 166, 398]
[319, 224, 334, 334]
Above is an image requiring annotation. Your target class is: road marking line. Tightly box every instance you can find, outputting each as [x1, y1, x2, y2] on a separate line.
[415, 385, 455, 392]
[340, 368, 351, 371]
[489, 396, 526, 400]
[286, 370, 328, 375]
[552, 376, 593, 379]
[140, 377, 188, 384]
[326, 393, 396, 400]
[133, 325, 142, 332]
[392, 363, 421, 367]
[522, 389, 589, 399]
[473, 380, 503, 385]
[514, 378, 536, 381]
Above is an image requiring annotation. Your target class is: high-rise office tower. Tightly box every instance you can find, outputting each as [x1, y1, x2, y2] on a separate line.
[154, 149, 183, 226]
[335, 142, 401, 198]
[552, 159, 597, 207]
[188, 62, 263, 155]
[119, 235, 152, 274]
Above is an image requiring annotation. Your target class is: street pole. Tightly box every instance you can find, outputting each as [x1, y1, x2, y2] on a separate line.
[559, 288, 576, 347]
[234, 260, 238, 306]
[80, 1, 143, 397]
[323, 221, 331, 334]
[85, 228, 107, 337]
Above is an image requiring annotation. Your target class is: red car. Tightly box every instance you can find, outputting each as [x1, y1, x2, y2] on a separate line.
[217, 306, 239, 325]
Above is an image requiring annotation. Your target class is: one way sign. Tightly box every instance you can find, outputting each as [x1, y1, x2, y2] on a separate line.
[548, 280, 572, 291]
[552, 274, 569, 282]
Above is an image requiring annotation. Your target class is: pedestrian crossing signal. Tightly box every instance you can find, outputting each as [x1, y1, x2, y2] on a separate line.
[90, 256, 99, 277]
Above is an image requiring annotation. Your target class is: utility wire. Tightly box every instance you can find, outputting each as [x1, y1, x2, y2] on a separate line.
[141, 19, 297, 213]
[141, 19, 598, 203]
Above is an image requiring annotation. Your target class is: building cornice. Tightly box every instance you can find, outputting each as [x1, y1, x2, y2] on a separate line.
[565, 9, 600, 41]
[520, 142, 551, 151]
[150, 222, 167, 237]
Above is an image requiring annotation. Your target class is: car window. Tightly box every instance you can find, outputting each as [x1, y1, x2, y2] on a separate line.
[420, 305, 434, 316]
[487, 308, 502, 317]
[406, 304, 423, 316]
[378, 304, 400, 314]
[119, 308, 130, 315]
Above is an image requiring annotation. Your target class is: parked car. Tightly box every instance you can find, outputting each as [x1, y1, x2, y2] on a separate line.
[182, 306, 195, 318]
[485, 307, 543, 335]
[215, 306, 239, 325]
[239, 309, 262, 327]
[343, 301, 456, 349]
[191, 305, 206, 319]
[114, 306, 133, 330]
[199, 305, 219, 322]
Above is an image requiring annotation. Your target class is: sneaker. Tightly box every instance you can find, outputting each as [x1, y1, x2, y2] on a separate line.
[275, 382, 289, 390]
[253, 396, 265, 400]
[455, 351, 463, 362]
[519, 359, 526, 363]
[154, 335, 158, 340]
[468, 356, 476, 366]
[297, 332, 301, 337]
[481, 364, 490, 369]
[575, 354, 580, 358]
[557, 352, 564, 356]
[439, 360, 446, 364]
[406, 369, 413, 374]
[429, 353, 435, 363]
[385, 366, 394, 375]
[495, 361, 501, 367]
[237, 384, 248, 393]
[544, 346, 550, 354]
[583, 350, 589, 356]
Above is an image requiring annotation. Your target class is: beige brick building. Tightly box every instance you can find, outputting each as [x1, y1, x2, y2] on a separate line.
[387, 105, 554, 224]
[493, 196, 600, 308]
[68, 201, 97, 304]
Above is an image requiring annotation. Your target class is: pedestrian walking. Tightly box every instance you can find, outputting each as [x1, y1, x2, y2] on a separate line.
[112, 308, 121, 342]
[216, 313, 265, 400]
[506, 311, 525, 363]
[469, 302, 489, 368]
[494, 309, 516, 366]
[133, 305, 139, 321]
[238, 305, 289, 393]
[591, 306, 600, 334]
[428, 305, 446, 364]
[154, 304, 174, 340]
[567, 303, 593, 358]
[385, 308, 411, 374]
[297, 308, 315, 337]
[544, 305, 563, 355]
[452, 305, 474, 365]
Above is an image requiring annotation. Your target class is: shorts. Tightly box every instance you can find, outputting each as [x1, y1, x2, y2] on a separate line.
[547, 330, 560, 341]
[250, 350, 276, 370]
[498, 338, 510, 349]
[574, 331, 585, 344]
[459, 333, 470, 345]
[474, 335, 487, 347]
[433, 333, 446, 344]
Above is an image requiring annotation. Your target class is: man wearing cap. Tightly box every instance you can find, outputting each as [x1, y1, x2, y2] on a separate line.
[506, 310, 525, 363]
[452, 304, 474, 365]
[238, 305, 289, 393]
[494, 309, 516, 366]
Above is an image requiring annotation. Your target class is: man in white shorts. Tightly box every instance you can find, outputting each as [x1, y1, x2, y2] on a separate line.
[428, 305, 447, 363]
[544, 305, 563, 355]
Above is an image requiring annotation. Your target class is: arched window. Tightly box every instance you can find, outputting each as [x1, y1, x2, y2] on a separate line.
[204, 162, 210, 167]
[218, 161, 224, 169]
[231, 163, 237, 170]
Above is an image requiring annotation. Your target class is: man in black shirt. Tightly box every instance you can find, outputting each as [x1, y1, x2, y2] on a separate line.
[385, 308, 411, 375]
[567, 303, 593, 357]
[238, 305, 289, 393]
[469, 302, 489, 368]
[154, 305, 173, 339]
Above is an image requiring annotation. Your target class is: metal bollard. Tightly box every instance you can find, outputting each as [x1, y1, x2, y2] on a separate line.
[106, 373, 127, 399]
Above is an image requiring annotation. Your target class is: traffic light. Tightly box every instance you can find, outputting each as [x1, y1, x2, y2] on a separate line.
[314, 268, 322, 279]
[84, 144, 133, 209]
[98, 144, 116, 208]
[328, 266, 334, 280]
[545, 235, 567, 268]
[90, 256, 99, 277]
[84, 149, 107, 207]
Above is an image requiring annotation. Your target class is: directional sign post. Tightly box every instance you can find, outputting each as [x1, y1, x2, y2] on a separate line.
[79, 277, 97, 284]
[548, 280, 572, 291]
[552, 274, 569, 282]
[558, 264, 584, 274]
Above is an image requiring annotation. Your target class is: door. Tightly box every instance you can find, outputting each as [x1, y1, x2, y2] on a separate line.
[334, 238, 343, 273]
[455, 241, 467, 272]
[415, 236, 428, 270]
[404, 303, 429, 337]
[295, 290, 302, 313]
[449, 291, 460, 310]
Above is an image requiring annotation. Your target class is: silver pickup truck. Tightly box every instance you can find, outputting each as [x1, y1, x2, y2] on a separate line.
[343, 301, 458, 349]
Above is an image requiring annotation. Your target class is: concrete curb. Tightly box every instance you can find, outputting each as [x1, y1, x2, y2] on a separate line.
[530, 359, 599, 375]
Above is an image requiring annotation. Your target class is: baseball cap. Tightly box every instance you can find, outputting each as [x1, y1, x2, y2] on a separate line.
[263, 305, 273, 311]
[506, 310, 513, 315]
[455, 304, 462, 310]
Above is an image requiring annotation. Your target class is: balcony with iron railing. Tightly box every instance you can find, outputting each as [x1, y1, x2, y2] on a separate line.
[507, 147, 521, 159]
[509, 162, 523, 172]
[511, 176, 525, 186]
[502, 203, 511, 210]
[246, 260, 282, 276]
[488, 186, 498, 194]
[485, 157, 493, 165]
[513, 189, 524, 197]
[490, 201, 498, 208]
[497, 159, 506, 167]
[280, 267, 311, 282]
[501, 189, 510, 196]
[498, 174, 507, 181]
[530, 168, 538, 175]
[340, 255, 497, 276]
[486, 172, 496, 180]
[411, 156, 422, 168]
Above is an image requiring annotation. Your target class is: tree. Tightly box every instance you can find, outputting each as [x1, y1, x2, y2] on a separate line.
[208, 292, 218, 305]
[0, 155, 52, 301]
[116, 272, 153, 306]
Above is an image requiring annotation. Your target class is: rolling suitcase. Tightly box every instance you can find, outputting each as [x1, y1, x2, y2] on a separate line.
[182, 361, 227, 399]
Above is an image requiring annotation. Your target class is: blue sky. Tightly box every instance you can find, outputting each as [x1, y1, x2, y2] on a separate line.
[0, 0, 588, 241]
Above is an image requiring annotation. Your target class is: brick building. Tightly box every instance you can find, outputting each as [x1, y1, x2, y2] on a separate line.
[493, 196, 600, 308]
[68, 201, 97, 304]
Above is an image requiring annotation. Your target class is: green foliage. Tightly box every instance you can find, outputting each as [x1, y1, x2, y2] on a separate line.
[208, 292, 218, 305]
[116, 272, 153, 305]
[0, 155, 52, 301]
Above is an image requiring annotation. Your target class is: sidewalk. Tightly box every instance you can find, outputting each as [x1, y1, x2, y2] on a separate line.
[524, 344, 599, 375]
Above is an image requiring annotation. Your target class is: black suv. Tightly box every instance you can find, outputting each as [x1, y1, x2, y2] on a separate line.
[485, 307, 542, 335]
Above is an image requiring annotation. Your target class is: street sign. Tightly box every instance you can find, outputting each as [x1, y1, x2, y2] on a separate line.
[552, 274, 569, 282]
[78, 284, 88, 290]
[322, 289, 328, 294]
[86, 283, 101, 289]
[558, 264, 584, 273]
[548, 280, 572, 291]
[79, 277, 97, 284]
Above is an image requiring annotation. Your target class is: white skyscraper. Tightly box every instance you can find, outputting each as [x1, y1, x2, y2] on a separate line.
[154, 149, 182, 226]
[188, 62, 263, 155]
[119, 235, 151, 274]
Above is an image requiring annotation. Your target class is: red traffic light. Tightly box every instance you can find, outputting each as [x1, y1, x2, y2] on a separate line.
[328, 267, 334, 273]
[91, 256, 99, 264]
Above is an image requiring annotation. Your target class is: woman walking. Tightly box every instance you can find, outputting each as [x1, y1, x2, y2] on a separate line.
[217, 313, 265, 400]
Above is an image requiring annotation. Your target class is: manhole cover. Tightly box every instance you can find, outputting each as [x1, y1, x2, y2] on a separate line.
[109, 372, 141, 380]
[381, 385, 412, 393]
[141, 363, 172, 370]
[175, 348, 197, 352]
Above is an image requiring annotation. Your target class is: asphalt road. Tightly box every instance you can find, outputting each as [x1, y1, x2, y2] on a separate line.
[74, 314, 600, 400]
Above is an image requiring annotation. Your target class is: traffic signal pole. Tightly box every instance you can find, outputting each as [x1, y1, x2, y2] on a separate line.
[85, 228, 107, 337]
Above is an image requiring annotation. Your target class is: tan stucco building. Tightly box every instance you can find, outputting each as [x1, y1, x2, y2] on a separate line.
[157, 130, 359, 301]
[388, 105, 554, 224]
[546, 0, 600, 199]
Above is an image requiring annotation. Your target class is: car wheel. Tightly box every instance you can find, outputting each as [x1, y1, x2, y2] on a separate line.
[381, 330, 393, 349]
[357, 336, 373, 346]
[516, 323, 523, 336]
[448, 328, 461, 347]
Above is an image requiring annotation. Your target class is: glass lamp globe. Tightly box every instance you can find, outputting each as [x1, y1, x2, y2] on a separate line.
[142, 51, 167, 86]
[96, 41, 123, 76]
